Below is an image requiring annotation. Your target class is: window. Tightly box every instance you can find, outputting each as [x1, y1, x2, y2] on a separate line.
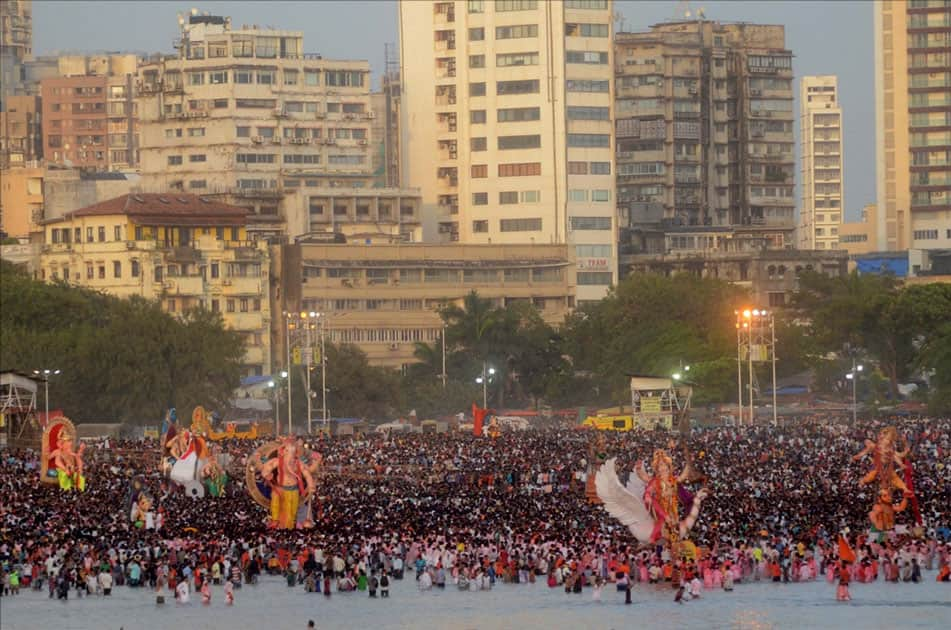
[497, 79, 539, 95]
[236, 98, 277, 109]
[576, 244, 612, 258]
[328, 154, 366, 165]
[226, 299, 235, 313]
[566, 79, 609, 92]
[497, 52, 539, 67]
[168, 155, 183, 166]
[237, 153, 277, 164]
[470, 82, 486, 97]
[578, 272, 613, 285]
[471, 164, 488, 178]
[520, 190, 540, 203]
[468, 0, 485, 12]
[257, 127, 275, 137]
[472, 192, 489, 205]
[500, 218, 542, 232]
[236, 126, 251, 137]
[498, 134, 541, 150]
[473, 220, 489, 232]
[188, 72, 205, 86]
[326, 70, 365, 87]
[208, 70, 228, 85]
[498, 107, 540, 122]
[499, 191, 519, 204]
[98, 265, 106, 279]
[284, 154, 321, 164]
[188, 127, 206, 137]
[98, 227, 106, 242]
[470, 110, 487, 123]
[567, 134, 610, 148]
[469, 27, 485, 41]
[590, 161, 611, 174]
[566, 51, 608, 64]
[234, 70, 253, 84]
[565, 23, 610, 37]
[565, 0, 608, 8]
[495, 0, 537, 10]
[495, 24, 538, 39]
[189, 154, 207, 163]
[305, 70, 320, 86]
[469, 55, 485, 68]
[471, 137, 487, 151]
[114, 225, 122, 241]
[499, 162, 541, 177]
[571, 216, 612, 230]
[567, 106, 609, 120]
[113, 261, 122, 278]
[167, 299, 177, 313]
[568, 189, 588, 202]
[284, 70, 298, 85]
[165, 128, 182, 138]
[568, 162, 588, 175]
[913, 229, 939, 240]
[591, 189, 610, 202]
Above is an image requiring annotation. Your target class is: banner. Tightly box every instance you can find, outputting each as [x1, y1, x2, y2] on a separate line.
[472, 404, 488, 438]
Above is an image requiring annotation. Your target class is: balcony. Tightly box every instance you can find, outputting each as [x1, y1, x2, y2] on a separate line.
[166, 275, 204, 296]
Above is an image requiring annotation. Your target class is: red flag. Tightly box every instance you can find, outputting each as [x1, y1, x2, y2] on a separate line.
[472, 403, 488, 437]
[838, 534, 856, 564]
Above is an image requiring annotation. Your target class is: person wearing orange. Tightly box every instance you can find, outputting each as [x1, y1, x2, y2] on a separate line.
[836, 561, 851, 601]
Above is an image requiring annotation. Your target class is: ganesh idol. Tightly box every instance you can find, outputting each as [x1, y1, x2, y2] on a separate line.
[255, 436, 316, 529]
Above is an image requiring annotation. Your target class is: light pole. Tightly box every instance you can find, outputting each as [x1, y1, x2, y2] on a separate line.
[32, 369, 61, 422]
[846, 360, 863, 424]
[475, 361, 495, 408]
[283, 312, 294, 435]
[441, 323, 447, 389]
[735, 314, 745, 426]
[268, 378, 280, 436]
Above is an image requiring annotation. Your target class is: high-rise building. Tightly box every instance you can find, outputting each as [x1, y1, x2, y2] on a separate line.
[399, 0, 617, 303]
[0, 0, 32, 108]
[615, 21, 795, 258]
[0, 94, 41, 167]
[135, 13, 380, 240]
[40, 54, 140, 171]
[874, 0, 951, 252]
[799, 75, 844, 250]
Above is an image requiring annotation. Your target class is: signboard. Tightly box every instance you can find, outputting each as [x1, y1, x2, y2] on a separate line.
[143, 427, 159, 439]
[577, 258, 609, 270]
[641, 397, 662, 413]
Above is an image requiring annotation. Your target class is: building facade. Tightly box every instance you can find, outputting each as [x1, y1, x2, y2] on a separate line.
[0, 95, 41, 167]
[0, 0, 32, 108]
[284, 186, 422, 243]
[622, 248, 848, 308]
[874, 0, 951, 252]
[799, 75, 845, 250]
[136, 14, 380, 240]
[39, 193, 272, 376]
[615, 21, 795, 256]
[399, 0, 617, 303]
[0, 163, 42, 238]
[278, 242, 576, 368]
[40, 55, 139, 171]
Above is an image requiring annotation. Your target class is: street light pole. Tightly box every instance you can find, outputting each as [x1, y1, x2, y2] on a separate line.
[285, 314, 294, 436]
[735, 320, 744, 426]
[441, 323, 447, 389]
[771, 314, 778, 427]
[848, 358, 863, 424]
[33, 369, 60, 423]
[320, 315, 327, 430]
[306, 315, 313, 435]
[482, 360, 488, 408]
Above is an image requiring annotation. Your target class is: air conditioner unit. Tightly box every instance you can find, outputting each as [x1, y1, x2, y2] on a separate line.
[366, 112, 376, 119]
[688, 87, 698, 95]
[389, 343, 399, 350]
[358, 139, 368, 146]
[126, 241, 136, 249]
[325, 138, 336, 145]
[251, 136, 264, 143]
[314, 112, 326, 119]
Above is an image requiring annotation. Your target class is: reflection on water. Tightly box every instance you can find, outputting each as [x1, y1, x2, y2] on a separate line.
[1, 574, 948, 630]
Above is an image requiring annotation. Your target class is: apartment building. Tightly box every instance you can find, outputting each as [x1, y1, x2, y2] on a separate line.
[840, 203, 878, 259]
[39, 193, 272, 376]
[136, 14, 381, 239]
[875, 0, 951, 251]
[0, 163, 42, 238]
[40, 55, 139, 171]
[0, 94, 41, 167]
[278, 242, 576, 368]
[399, 0, 617, 303]
[799, 75, 845, 250]
[0, 0, 32, 108]
[284, 186, 423, 243]
[615, 21, 795, 257]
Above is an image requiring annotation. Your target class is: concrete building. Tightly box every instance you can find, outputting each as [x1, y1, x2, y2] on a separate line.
[0, 95, 41, 167]
[399, 0, 617, 304]
[615, 20, 796, 257]
[284, 186, 422, 243]
[40, 55, 139, 171]
[0, 0, 32, 108]
[874, 0, 951, 252]
[0, 163, 43, 238]
[42, 167, 140, 224]
[799, 75, 844, 250]
[840, 203, 878, 258]
[136, 13, 382, 240]
[622, 248, 848, 308]
[278, 242, 576, 368]
[39, 193, 272, 375]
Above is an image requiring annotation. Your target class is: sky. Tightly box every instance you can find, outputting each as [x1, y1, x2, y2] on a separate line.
[31, 0, 875, 222]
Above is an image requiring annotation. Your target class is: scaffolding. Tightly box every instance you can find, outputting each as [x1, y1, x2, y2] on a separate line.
[0, 371, 40, 447]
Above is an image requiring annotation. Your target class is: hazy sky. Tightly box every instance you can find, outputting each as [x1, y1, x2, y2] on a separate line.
[32, 0, 875, 221]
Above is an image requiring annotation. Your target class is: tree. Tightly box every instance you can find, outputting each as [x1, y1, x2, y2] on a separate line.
[321, 342, 400, 419]
[0, 261, 245, 424]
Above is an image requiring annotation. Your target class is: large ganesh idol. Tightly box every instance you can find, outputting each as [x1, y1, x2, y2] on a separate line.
[247, 437, 318, 529]
[40, 417, 86, 492]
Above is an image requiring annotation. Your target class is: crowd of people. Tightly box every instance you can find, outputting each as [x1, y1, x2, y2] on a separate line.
[1, 416, 949, 606]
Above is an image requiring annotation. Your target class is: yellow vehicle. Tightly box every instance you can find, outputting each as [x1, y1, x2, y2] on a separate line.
[581, 414, 636, 432]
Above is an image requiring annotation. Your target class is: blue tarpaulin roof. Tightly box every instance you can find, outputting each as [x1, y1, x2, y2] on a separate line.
[240, 375, 275, 387]
[855, 256, 908, 277]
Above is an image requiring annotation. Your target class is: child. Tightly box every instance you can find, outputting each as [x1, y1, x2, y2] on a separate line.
[201, 580, 211, 605]
[224, 580, 234, 605]
[674, 585, 686, 604]
[380, 572, 390, 598]
[836, 562, 851, 602]
[592, 576, 603, 602]
[368, 572, 378, 598]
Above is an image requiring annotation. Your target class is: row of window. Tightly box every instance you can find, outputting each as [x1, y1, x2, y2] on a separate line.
[470, 162, 542, 177]
[567, 190, 612, 203]
[177, 68, 365, 88]
[50, 225, 122, 244]
[468, 0, 606, 10]
[302, 266, 564, 284]
[471, 190, 540, 205]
